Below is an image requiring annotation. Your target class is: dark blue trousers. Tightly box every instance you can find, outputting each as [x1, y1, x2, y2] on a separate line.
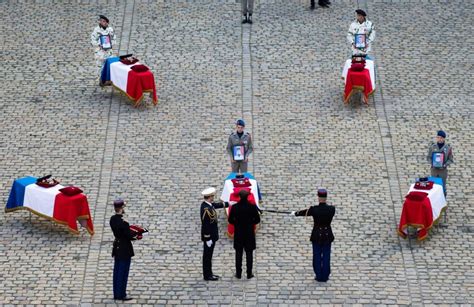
[312, 242, 331, 281]
[113, 258, 131, 299]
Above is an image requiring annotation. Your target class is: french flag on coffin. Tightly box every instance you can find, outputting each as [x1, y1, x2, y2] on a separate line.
[5, 176, 94, 235]
[100, 57, 157, 104]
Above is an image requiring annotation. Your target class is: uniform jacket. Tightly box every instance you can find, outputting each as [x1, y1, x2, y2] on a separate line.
[90, 25, 116, 49]
[427, 142, 454, 169]
[347, 19, 375, 54]
[201, 201, 228, 242]
[227, 131, 253, 159]
[110, 214, 134, 259]
[228, 199, 260, 250]
[296, 203, 335, 244]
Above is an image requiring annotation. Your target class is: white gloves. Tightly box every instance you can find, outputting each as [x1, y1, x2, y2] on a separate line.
[291, 211, 296, 216]
[206, 240, 213, 247]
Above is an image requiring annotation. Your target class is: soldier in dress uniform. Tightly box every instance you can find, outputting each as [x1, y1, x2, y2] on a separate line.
[226, 119, 253, 174]
[90, 15, 116, 82]
[347, 9, 375, 57]
[200, 187, 229, 281]
[427, 130, 454, 196]
[292, 189, 335, 282]
[110, 199, 134, 301]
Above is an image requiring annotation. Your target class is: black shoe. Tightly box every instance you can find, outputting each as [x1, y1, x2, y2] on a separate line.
[315, 277, 328, 282]
[121, 297, 134, 301]
[211, 274, 220, 279]
[247, 14, 253, 24]
[242, 16, 248, 24]
[247, 274, 255, 279]
[319, 2, 329, 7]
[235, 273, 242, 279]
[204, 276, 219, 281]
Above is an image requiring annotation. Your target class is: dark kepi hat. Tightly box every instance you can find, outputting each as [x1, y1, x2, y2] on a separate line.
[437, 130, 446, 138]
[236, 119, 245, 127]
[99, 15, 109, 23]
[355, 9, 367, 17]
[317, 189, 327, 198]
[113, 199, 126, 208]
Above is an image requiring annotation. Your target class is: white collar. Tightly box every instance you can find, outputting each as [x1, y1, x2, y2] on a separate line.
[204, 200, 213, 207]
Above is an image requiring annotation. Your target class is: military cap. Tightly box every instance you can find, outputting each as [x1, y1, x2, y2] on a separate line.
[317, 189, 328, 198]
[355, 9, 367, 17]
[202, 187, 216, 197]
[236, 119, 245, 127]
[99, 15, 109, 23]
[437, 130, 446, 138]
[113, 199, 126, 208]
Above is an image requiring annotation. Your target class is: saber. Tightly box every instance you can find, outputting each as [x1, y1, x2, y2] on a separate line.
[261, 209, 292, 214]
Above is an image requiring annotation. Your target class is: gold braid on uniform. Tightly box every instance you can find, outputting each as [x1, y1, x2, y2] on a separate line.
[202, 208, 218, 223]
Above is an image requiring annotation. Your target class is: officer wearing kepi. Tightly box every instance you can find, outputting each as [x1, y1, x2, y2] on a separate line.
[292, 189, 336, 282]
[227, 119, 253, 173]
[90, 15, 116, 83]
[427, 130, 453, 196]
[110, 199, 135, 301]
[200, 187, 229, 281]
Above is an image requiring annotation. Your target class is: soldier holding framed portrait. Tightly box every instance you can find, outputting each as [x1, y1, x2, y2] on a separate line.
[227, 119, 253, 173]
[427, 130, 453, 196]
[90, 15, 117, 82]
[347, 9, 375, 56]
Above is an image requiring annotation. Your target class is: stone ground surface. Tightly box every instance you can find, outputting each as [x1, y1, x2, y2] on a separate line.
[0, 0, 473, 305]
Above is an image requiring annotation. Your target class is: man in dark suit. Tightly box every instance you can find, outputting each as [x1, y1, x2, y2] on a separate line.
[110, 199, 135, 301]
[292, 189, 335, 282]
[228, 189, 261, 279]
[201, 187, 229, 281]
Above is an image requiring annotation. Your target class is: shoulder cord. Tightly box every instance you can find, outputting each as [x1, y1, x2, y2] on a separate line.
[202, 208, 218, 222]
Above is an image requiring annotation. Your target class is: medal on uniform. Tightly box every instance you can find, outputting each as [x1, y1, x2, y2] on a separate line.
[432, 152, 444, 168]
[233, 145, 245, 161]
[100, 34, 112, 50]
[354, 34, 366, 49]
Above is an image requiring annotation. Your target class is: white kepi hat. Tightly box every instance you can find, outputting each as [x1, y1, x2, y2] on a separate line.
[201, 187, 216, 197]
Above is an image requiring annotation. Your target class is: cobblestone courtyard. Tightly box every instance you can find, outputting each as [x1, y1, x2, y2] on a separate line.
[0, 0, 473, 305]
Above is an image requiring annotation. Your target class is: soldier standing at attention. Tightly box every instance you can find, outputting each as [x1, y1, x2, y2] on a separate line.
[201, 187, 229, 281]
[110, 199, 134, 301]
[427, 130, 453, 196]
[227, 119, 253, 174]
[292, 189, 335, 282]
[90, 15, 116, 82]
[347, 9, 375, 57]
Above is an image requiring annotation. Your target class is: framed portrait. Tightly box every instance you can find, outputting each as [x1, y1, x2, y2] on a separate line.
[233, 145, 245, 161]
[432, 152, 445, 168]
[100, 34, 112, 50]
[354, 34, 366, 49]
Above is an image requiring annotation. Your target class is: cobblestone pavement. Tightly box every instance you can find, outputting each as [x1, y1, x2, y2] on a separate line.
[0, 0, 472, 305]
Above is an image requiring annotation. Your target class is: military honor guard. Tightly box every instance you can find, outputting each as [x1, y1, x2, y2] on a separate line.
[228, 189, 261, 279]
[110, 199, 135, 301]
[90, 15, 116, 82]
[226, 119, 253, 174]
[292, 189, 335, 282]
[200, 187, 229, 281]
[427, 130, 453, 196]
[347, 9, 375, 57]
